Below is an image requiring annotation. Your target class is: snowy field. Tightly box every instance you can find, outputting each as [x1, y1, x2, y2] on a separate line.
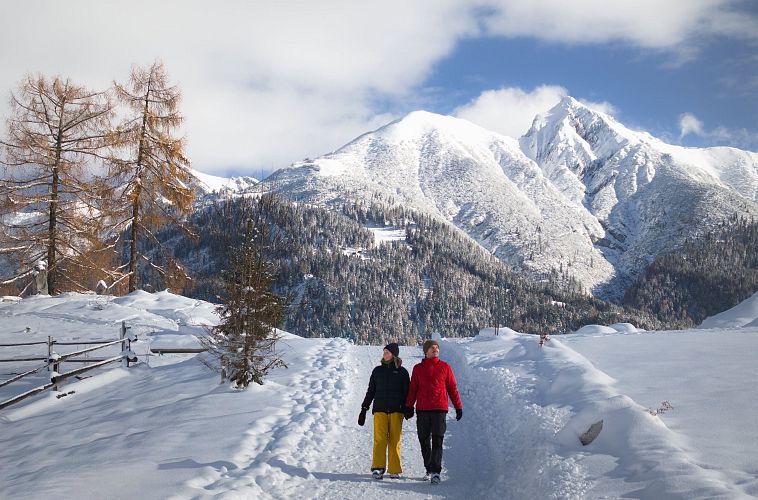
[1, 291, 757, 499]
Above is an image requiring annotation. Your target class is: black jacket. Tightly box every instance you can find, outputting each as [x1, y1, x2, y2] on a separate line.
[362, 358, 410, 414]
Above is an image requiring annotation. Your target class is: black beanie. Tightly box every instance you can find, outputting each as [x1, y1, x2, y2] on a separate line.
[384, 343, 399, 358]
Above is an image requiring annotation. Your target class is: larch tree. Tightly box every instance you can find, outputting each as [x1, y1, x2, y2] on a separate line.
[200, 198, 287, 387]
[0, 74, 121, 295]
[112, 61, 194, 293]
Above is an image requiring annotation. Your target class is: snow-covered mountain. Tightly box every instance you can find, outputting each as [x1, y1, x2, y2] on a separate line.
[521, 96, 758, 294]
[188, 168, 258, 198]
[263, 98, 758, 297]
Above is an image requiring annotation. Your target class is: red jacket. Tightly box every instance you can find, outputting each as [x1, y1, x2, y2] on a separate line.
[405, 357, 462, 411]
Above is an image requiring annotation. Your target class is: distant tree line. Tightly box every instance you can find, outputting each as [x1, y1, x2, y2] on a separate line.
[145, 194, 662, 344]
[622, 215, 758, 327]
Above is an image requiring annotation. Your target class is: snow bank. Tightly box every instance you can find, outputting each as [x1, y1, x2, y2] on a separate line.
[476, 327, 518, 338]
[608, 322, 642, 333]
[573, 324, 618, 335]
[699, 290, 758, 329]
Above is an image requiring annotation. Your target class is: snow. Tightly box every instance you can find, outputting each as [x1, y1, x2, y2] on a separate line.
[270, 106, 618, 293]
[267, 98, 758, 298]
[366, 225, 406, 245]
[573, 324, 619, 335]
[189, 168, 258, 196]
[698, 290, 758, 329]
[574, 323, 643, 335]
[1, 291, 757, 498]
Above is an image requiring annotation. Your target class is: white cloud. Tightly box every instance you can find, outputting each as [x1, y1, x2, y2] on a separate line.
[0, 0, 479, 175]
[0, 1, 755, 176]
[678, 113, 758, 150]
[679, 113, 707, 139]
[479, 0, 758, 49]
[453, 85, 615, 138]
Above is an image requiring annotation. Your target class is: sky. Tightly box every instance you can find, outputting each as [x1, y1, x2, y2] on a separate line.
[0, 0, 756, 179]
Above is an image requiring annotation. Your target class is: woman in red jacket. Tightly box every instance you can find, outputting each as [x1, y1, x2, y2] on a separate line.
[404, 339, 462, 484]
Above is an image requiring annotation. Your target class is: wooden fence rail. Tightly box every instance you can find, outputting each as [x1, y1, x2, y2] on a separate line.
[0, 363, 48, 389]
[0, 356, 49, 363]
[51, 355, 128, 386]
[0, 341, 48, 347]
[0, 382, 55, 410]
[150, 347, 207, 354]
[0, 321, 137, 410]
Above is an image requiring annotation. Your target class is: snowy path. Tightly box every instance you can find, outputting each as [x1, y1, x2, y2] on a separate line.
[182, 336, 593, 499]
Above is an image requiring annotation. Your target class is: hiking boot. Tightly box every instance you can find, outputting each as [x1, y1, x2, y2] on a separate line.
[388, 473, 401, 479]
[422, 472, 430, 481]
[430, 473, 441, 484]
[372, 470, 384, 480]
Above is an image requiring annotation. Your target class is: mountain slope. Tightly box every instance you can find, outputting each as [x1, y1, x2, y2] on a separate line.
[522, 96, 758, 295]
[149, 195, 660, 341]
[189, 167, 258, 198]
[265, 110, 616, 293]
[263, 100, 758, 298]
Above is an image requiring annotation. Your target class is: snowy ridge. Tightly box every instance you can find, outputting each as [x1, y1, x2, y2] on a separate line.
[266, 109, 616, 293]
[189, 168, 258, 197]
[264, 98, 758, 296]
[1, 291, 757, 498]
[520, 96, 758, 294]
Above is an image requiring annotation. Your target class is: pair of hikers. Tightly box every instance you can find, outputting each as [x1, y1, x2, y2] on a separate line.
[358, 339, 462, 484]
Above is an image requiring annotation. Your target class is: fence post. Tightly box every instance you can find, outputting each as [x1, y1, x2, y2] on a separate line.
[220, 355, 226, 384]
[120, 322, 127, 368]
[51, 356, 61, 391]
[47, 336, 52, 371]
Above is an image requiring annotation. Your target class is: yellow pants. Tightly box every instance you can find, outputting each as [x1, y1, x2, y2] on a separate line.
[372, 412, 404, 474]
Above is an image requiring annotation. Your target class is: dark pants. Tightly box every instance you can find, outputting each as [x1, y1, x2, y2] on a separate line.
[416, 411, 447, 474]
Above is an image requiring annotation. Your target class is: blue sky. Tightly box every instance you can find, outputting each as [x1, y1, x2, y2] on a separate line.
[428, 34, 757, 149]
[1, 1, 756, 178]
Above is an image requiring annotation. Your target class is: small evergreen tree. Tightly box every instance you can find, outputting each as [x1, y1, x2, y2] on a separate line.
[201, 214, 287, 387]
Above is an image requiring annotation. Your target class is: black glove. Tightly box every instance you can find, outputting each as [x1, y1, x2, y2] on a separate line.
[455, 408, 463, 421]
[358, 407, 368, 426]
[404, 406, 414, 420]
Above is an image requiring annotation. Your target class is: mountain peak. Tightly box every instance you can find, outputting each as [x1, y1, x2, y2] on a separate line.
[359, 109, 511, 150]
[557, 95, 584, 110]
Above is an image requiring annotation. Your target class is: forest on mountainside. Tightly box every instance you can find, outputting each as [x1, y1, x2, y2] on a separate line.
[144, 194, 662, 344]
[622, 215, 758, 328]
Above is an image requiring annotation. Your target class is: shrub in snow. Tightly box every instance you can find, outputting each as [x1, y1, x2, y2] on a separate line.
[648, 401, 674, 416]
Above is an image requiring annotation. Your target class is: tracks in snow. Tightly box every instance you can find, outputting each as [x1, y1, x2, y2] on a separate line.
[181, 336, 591, 499]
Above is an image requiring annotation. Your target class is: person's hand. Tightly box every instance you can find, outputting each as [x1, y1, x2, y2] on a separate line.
[358, 407, 368, 426]
[404, 406, 414, 420]
[455, 408, 463, 421]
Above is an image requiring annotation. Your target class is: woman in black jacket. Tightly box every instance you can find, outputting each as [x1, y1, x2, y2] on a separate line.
[359, 342, 410, 480]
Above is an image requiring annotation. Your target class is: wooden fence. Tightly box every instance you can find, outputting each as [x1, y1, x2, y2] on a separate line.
[0, 322, 137, 410]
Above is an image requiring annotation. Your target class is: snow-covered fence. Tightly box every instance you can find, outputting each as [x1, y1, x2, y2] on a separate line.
[0, 321, 137, 410]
